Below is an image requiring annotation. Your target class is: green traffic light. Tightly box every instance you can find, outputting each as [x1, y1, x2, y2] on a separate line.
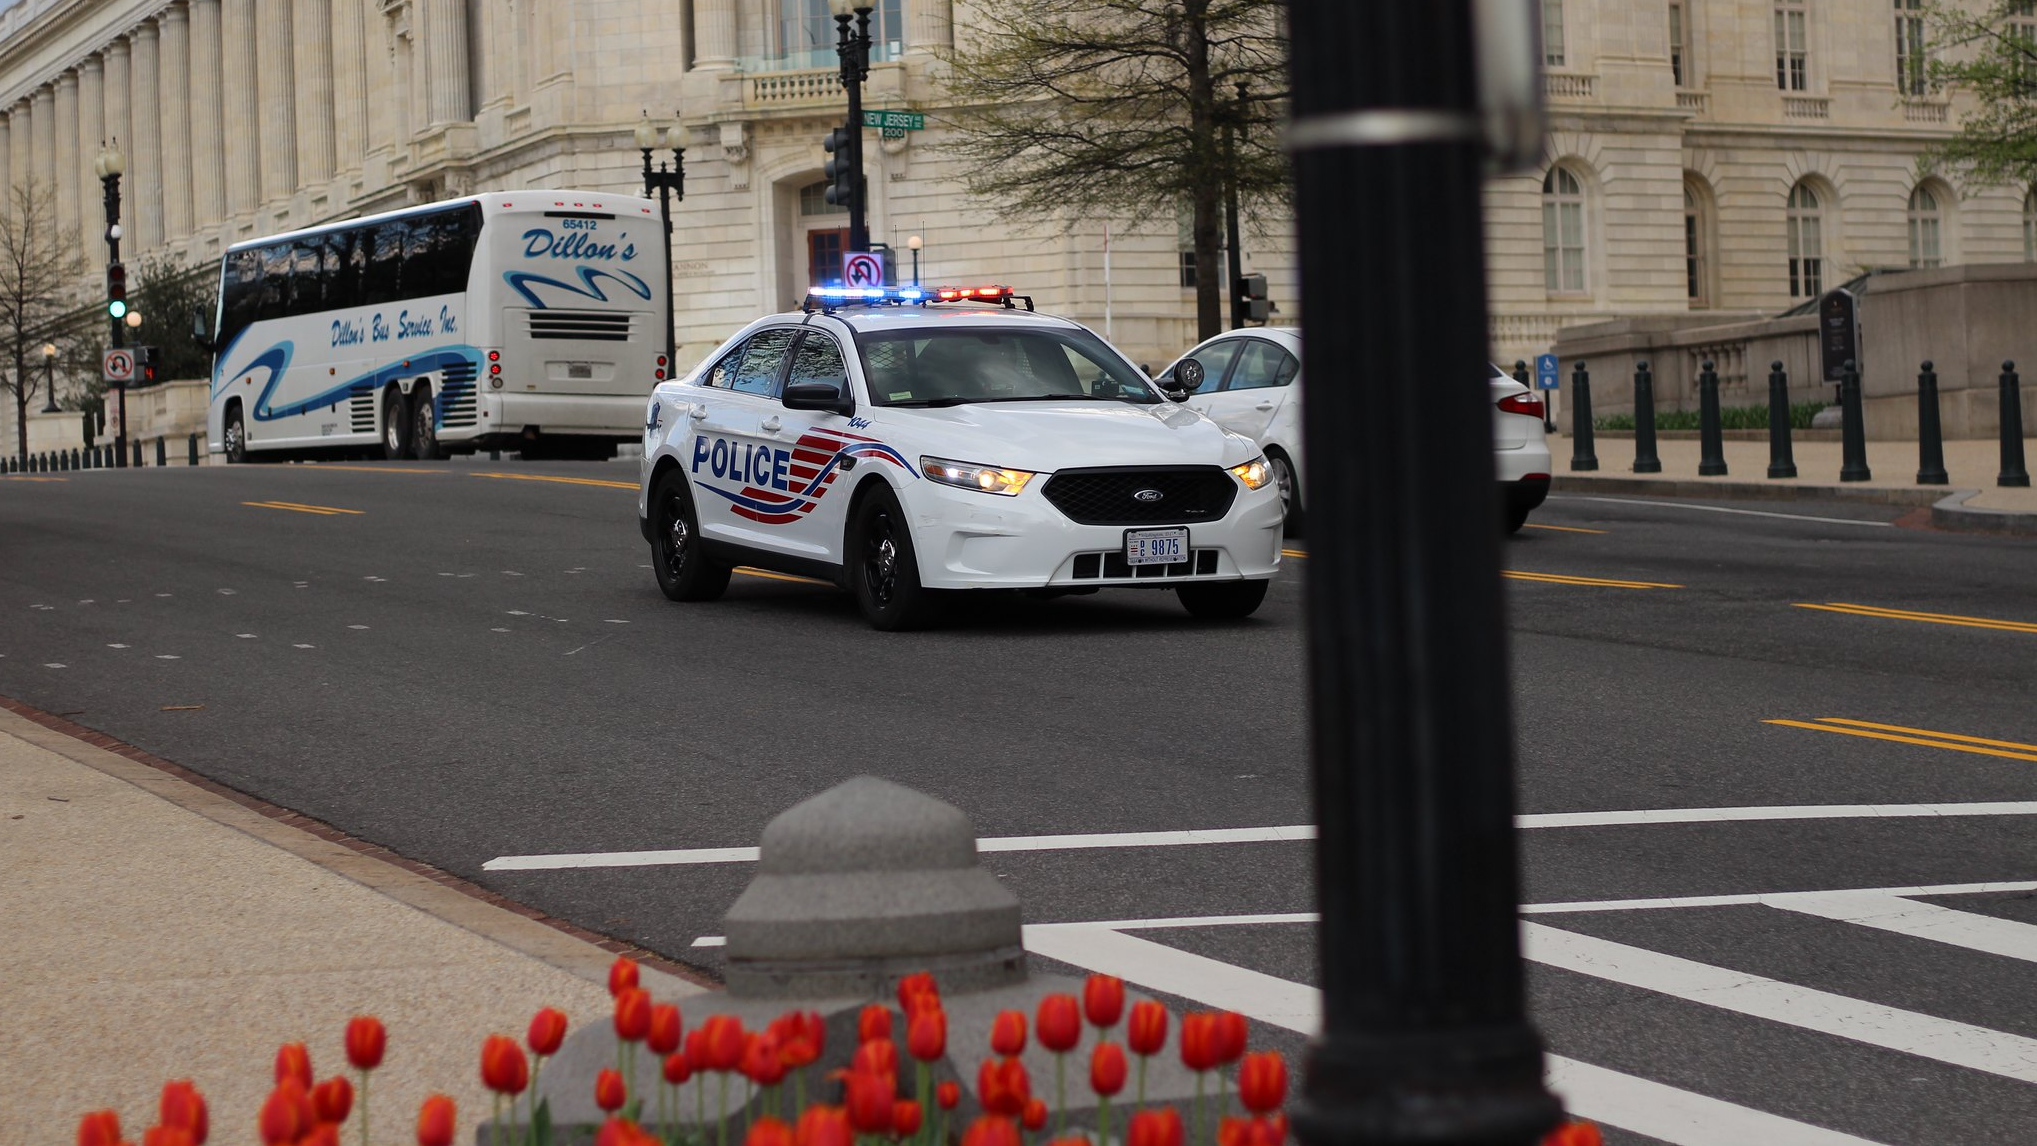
[108, 300, 128, 319]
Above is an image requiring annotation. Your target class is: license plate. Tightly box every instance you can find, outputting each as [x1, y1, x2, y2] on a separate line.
[567, 363, 594, 380]
[1125, 528, 1189, 566]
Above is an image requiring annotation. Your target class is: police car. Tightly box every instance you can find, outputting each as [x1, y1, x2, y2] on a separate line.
[637, 284, 1284, 630]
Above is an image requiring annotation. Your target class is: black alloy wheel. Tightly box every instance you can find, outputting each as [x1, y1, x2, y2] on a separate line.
[850, 486, 943, 631]
[651, 472, 731, 602]
[1176, 579, 1270, 620]
[1269, 450, 1304, 535]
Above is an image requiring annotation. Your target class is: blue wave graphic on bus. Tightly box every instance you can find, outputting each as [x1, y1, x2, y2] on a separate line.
[503, 267, 653, 310]
[232, 340, 478, 422]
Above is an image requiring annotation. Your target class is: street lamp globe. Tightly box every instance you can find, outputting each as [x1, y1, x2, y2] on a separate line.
[906, 235, 923, 251]
[634, 112, 663, 152]
[125, 310, 143, 329]
[101, 139, 126, 177]
[828, 0, 857, 14]
[41, 342, 57, 360]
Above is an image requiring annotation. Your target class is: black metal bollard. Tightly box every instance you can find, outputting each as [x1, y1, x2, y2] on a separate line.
[1839, 358, 1872, 482]
[1569, 362, 1598, 471]
[1767, 361, 1797, 478]
[188, 433, 200, 466]
[2001, 360, 2030, 488]
[1632, 361, 1662, 473]
[1916, 361, 1948, 485]
[132, 440, 143, 468]
[155, 437, 167, 467]
[1698, 360, 1727, 476]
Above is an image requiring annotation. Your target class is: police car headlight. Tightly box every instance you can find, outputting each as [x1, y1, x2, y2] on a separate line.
[1229, 457, 1273, 490]
[921, 456, 1037, 497]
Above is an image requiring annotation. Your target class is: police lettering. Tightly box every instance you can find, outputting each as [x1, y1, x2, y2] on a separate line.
[691, 435, 798, 491]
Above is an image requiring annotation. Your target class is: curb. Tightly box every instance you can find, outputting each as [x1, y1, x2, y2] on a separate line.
[1549, 474, 1953, 508]
[1930, 488, 2037, 537]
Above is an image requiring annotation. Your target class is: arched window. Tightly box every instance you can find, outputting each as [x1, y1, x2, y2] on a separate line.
[2024, 187, 2035, 261]
[1908, 184, 1943, 268]
[1542, 166, 1587, 294]
[1683, 180, 1716, 308]
[1787, 182, 1823, 298]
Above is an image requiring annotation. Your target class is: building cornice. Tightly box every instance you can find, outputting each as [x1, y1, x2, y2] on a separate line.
[0, 0, 175, 108]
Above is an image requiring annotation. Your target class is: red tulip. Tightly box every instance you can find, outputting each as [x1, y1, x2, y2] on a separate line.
[685, 1028, 712, 1074]
[1090, 1042, 1128, 1098]
[301, 1125, 341, 1146]
[528, 1007, 569, 1057]
[795, 1107, 853, 1146]
[858, 1003, 893, 1044]
[1179, 1012, 1221, 1073]
[597, 1119, 662, 1146]
[989, 1010, 1027, 1056]
[936, 1081, 961, 1111]
[345, 1017, 387, 1072]
[1046, 1139, 1090, 1146]
[649, 1003, 684, 1055]
[1213, 1012, 1248, 1065]
[609, 956, 640, 997]
[595, 1068, 628, 1112]
[897, 972, 941, 1015]
[313, 1076, 356, 1123]
[158, 1081, 209, 1145]
[702, 1014, 747, 1071]
[482, 1034, 531, 1096]
[1036, 994, 1081, 1053]
[770, 1011, 826, 1068]
[142, 1128, 194, 1146]
[747, 1117, 795, 1146]
[1237, 1052, 1286, 1114]
[1127, 1108, 1185, 1146]
[745, 1032, 790, 1086]
[1127, 1001, 1168, 1057]
[961, 1116, 1021, 1146]
[906, 1007, 946, 1062]
[78, 1110, 122, 1146]
[614, 988, 652, 1043]
[1082, 975, 1125, 1029]
[893, 1100, 924, 1138]
[275, 1043, 314, 1089]
[260, 1081, 315, 1146]
[853, 1037, 899, 1079]
[1543, 1123, 1604, 1146]
[1218, 1118, 1287, 1146]
[1021, 1099, 1047, 1132]
[977, 1057, 1030, 1117]
[842, 1069, 895, 1134]
[664, 1053, 692, 1085]
[415, 1096, 456, 1146]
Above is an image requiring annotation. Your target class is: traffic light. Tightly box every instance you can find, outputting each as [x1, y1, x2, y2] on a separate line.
[107, 261, 127, 320]
[1233, 273, 1270, 325]
[137, 346, 158, 385]
[822, 123, 857, 212]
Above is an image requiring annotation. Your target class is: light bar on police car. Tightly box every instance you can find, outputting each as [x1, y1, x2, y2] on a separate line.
[807, 285, 929, 303]
[933, 285, 1012, 302]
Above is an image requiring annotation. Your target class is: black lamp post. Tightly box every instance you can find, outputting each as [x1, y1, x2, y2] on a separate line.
[635, 111, 684, 379]
[38, 343, 59, 414]
[94, 139, 129, 468]
[830, 0, 874, 255]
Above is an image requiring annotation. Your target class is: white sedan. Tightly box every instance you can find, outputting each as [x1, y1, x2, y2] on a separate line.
[1158, 328, 1553, 533]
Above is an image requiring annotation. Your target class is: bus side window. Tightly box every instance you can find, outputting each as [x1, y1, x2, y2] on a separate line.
[405, 216, 439, 296]
[365, 222, 404, 307]
[329, 228, 366, 313]
[220, 248, 263, 349]
[258, 244, 292, 324]
[289, 241, 325, 317]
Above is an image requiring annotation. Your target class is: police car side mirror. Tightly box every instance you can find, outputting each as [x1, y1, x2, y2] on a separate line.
[784, 381, 854, 416]
[1165, 357, 1205, 402]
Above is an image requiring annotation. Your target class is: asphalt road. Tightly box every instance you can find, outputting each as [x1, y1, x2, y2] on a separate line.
[4, 461, 2036, 1145]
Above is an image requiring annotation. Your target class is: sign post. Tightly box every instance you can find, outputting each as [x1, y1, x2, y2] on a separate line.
[1818, 288, 1860, 386]
[1535, 353, 1560, 433]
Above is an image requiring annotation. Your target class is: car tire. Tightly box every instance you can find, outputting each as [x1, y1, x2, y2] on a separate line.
[1269, 450, 1303, 536]
[1176, 579, 1269, 620]
[1504, 504, 1530, 534]
[849, 486, 944, 631]
[223, 402, 248, 464]
[382, 388, 412, 460]
[650, 471, 731, 602]
[411, 384, 443, 460]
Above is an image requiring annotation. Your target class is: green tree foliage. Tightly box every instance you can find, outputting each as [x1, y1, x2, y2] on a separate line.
[939, 0, 1289, 339]
[1927, 1, 2037, 185]
[129, 255, 220, 383]
[0, 180, 85, 461]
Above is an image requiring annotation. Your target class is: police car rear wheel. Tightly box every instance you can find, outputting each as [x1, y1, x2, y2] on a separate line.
[1269, 450, 1304, 535]
[851, 488, 943, 631]
[652, 473, 730, 602]
[1176, 579, 1269, 620]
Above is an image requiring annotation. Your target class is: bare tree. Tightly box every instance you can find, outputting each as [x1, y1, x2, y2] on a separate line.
[940, 0, 1289, 339]
[0, 180, 86, 461]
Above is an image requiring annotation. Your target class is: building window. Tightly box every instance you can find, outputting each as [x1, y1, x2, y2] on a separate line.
[2024, 187, 2036, 260]
[1670, 2, 1688, 86]
[1544, 0, 1566, 67]
[1908, 184, 1943, 268]
[2012, 1, 2037, 81]
[1775, 0, 1809, 91]
[1896, 0, 1928, 96]
[1684, 184, 1709, 307]
[1542, 166, 1587, 294]
[1787, 182, 1823, 298]
[799, 181, 846, 217]
[779, 0, 906, 65]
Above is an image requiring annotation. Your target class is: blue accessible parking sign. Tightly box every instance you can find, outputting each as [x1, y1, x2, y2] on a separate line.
[1535, 353, 1560, 391]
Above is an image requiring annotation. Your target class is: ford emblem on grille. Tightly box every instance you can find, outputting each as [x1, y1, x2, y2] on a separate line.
[1133, 488, 1165, 503]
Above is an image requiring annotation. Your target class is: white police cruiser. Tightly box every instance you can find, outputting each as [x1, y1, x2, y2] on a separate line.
[637, 284, 1283, 630]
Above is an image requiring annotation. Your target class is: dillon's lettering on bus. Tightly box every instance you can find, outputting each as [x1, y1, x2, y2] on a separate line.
[522, 227, 636, 263]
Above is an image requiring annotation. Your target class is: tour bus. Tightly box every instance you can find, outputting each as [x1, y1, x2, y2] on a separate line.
[202, 191, 670, 462]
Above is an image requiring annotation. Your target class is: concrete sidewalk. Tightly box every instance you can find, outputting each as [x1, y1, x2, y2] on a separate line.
[0, 706, 701, 1146]
[1550, 434, 2037, 530]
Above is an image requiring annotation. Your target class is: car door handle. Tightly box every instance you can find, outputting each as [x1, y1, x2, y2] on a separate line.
[761, 416, 782, 433]
[688, 406, 709, 421]
[1255, 401, 1276, 411]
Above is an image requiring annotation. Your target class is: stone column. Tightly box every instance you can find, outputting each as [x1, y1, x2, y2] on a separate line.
[695, 0, 736, 68]
[293, 0, 335, 186]
[161, 5, 194, 243]
[103, 40, 130, 215]
[131, 19, 165, 250]
[331, 0, 367, 174]
[422, 0, 471, 125]
[0, 113, 11, 216]
[6, 102, 28, 205]
[31, 86, 55, 201]
[189, 0, 226, 226]
[78, 57, 105, 271]
[908, 0, 953, 50]
[54, 72, 79, 248]
[256, 0, 298, 201]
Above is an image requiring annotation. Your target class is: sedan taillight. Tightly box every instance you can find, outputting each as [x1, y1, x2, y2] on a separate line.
[1496, 393, 1544, 420]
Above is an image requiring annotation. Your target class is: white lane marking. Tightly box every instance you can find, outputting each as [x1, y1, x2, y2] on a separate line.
[508, 610, 531, 616]
[79, 599, 94, 604]
[479, 804, 2037, 871]
[692, 936, 726, 947]
[605, 619, 629, 624]
[1525, 880, 2037, 916]
[107, 643, 128, 649]
[1551, 495, 1896, 528]
[1523, 922, 2037, 1083]
[503, 571, 524, 576]
[364, 576, 386, 582]
[236, 633, 257, 639]
[491, 627, 510, 633]
[348, 625, 369, 630]
[292, 643, 316, 649]
[1022, 923, 1885, 1146]
[155, 655, 180, 660]
[31, 604, 52, 610]
[1773, 892, 2037, 963]
[155, 593, 173, 597]
[217, 588, 237, 595]
[43, 663, 65, 669]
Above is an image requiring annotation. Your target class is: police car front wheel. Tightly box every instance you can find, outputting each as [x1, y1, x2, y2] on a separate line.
[850, 487, 945, 631]
[651, 473, 731, 602]
[1176, 579, 1270, 621]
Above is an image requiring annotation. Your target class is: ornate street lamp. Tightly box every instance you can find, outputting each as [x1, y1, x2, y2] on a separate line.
[38, 343, 58, 414]
[906, 234, 922, 286]
[830, 0, 874, 254]
[636, 111, 684, 379]
[95, 138, 130, 467]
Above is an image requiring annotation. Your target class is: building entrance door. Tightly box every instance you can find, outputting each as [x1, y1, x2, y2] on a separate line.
[808, 228, 849, 288]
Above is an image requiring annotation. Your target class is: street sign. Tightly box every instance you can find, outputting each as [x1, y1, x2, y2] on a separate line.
[843, 251, 887, 289]
[1535, 353, 1560, 391]
[861, 110, 925, 132]
[102, 348, 134, 384]
[1818, 288, 1860, 382]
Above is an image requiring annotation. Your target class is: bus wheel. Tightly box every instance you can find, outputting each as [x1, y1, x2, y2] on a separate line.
[411, 384, 443, 460]
[381, 388, 412, 460]
[224, 403, 248, 464]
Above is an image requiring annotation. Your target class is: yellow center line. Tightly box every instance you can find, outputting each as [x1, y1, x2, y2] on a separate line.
[1523, 522, 1609, 535]
[1766, 719, 2037, 764]
[243, 501, 364, 516]
[1504, 570, 1682, 589]
[1813, 718, 2037, 754]
[472, 471, 638, 490]
[2, 476, 66, 482]
[1795, 602, 2037, 635]
[735, 567, 832, 586]
[292, 464, 445, 475]
[1281, 548, 1309, 559]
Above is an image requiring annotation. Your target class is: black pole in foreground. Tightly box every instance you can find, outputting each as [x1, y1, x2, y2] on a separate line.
[1287, 3, 1560, 1144]
[1569, 362, 1598, 471]
[1916, 361, 1948, 486]
[2000, 361, 2030, 488]
[1697, 359, 1727, 476]
[1767, 361, 1797, 479]
[1839, 359, 1872, 482]
[1631, 362, 1661, 474]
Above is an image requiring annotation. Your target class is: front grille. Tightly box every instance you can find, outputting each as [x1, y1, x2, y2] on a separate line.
[1072, 550, 1221, 580]
[1041, 467, 1238, 526]
[437, 363, 479, 428]
[526, 310, 635, 341]
[348, 383, 376, 433]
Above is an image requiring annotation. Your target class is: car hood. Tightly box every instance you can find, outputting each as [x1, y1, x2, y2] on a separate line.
[862, 400, 1260, 472]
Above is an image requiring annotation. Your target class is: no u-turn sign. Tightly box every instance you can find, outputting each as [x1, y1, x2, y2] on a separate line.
[102, 348, 135, 383]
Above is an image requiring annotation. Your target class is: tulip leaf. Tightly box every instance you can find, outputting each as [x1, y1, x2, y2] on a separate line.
[529, 1098, 552, 1146]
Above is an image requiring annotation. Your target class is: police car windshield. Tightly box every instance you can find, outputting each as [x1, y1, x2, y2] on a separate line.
[861, 328, 1159, 407]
